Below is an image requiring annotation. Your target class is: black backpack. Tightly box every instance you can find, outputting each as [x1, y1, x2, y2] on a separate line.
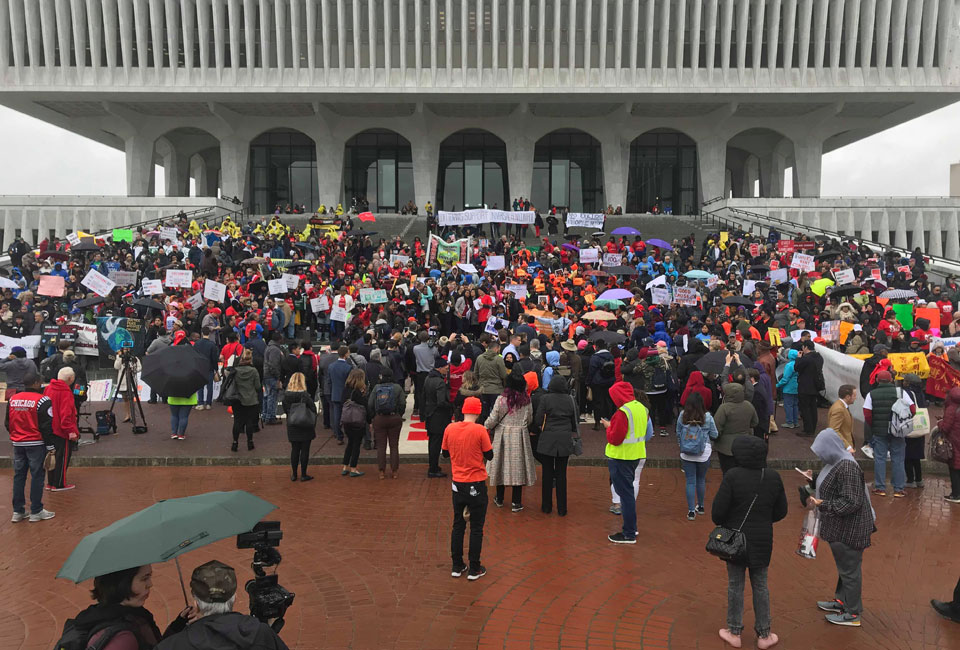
[94, 410, 117, 435]
[54, 619, 134, 650]
[651, 366, 668, 391]
[373, 384, 396, 415]
[599, 360, 615, 380]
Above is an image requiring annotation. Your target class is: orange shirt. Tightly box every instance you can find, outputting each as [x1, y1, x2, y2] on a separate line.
[442, 421, 493, 483]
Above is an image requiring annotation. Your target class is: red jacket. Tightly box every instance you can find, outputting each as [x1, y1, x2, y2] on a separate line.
[605, 382, 644, 446]
[6, 392, 54, 446]
[43, 379, 78, 440]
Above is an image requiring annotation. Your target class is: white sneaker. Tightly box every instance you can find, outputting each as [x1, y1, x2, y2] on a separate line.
[861, 445, 874, 459]
[11, 512, 26, 523]
[29, 509, 55, 522]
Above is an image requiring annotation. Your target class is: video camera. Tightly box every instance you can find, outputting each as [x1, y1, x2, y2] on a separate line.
[236, 521, 295, 633]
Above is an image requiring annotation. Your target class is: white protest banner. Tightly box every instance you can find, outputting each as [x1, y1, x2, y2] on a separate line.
[816, 343, 866, 425]
[742, 279, 757, 296]
[141, 278, 163, 295]
[390, 254, 410, 266]
[579, 248, 599, 264]
[282, 273, 300, 290]
[834, 268, 855, 286]
[645, 275, 667, 290]
[186, 292, 204, 310]
[565, 213, 605, 229]
[0, 335, 42, 359]
[438, 209, 535, 226]
[74, 323, 99, 356]
[652, 287, 672, 305]
[768, 268, 789, 285]
[267, 278, 288, 295]
[160, 226, 179, 242]
[673, 287, 699, 306]
[203, 279, 227, 303]
[330, 306, 349, 322]
[485, 256, 505, 271]
[790, 252, 815, 272]
[931, 337, 960, 350]
[164, 269, 193, 288]
[359, 288, 388, 304]
[602, 253, 621, 267]
[458, 263, 479, 274]
[108, 270, 138, 286]
[506, 284, 528, 299]
[66, 233, 81, 247]
[81, 269, 116, 297]
[484, 317, 511, 335]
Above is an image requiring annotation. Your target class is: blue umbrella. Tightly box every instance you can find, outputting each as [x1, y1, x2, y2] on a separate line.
[612, 227, 642, 236]
[646, 238, 674, 250]
[684, 270, 713, 280]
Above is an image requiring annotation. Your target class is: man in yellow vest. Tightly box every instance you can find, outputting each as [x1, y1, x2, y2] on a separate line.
[601, 382, 653, 544]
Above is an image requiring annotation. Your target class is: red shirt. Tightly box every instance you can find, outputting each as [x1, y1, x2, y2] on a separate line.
[442, 420, 492, 483]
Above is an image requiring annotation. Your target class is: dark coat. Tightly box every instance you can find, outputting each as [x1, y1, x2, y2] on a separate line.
[154, 612, 288, 650]
[281, 390, 317, 442]
[532, 376, 579, 457]
[232, 365, 262, 407]
[422, 369, 451, 431]
[795, 350, 824, 395]
[711, 436, 788, 568]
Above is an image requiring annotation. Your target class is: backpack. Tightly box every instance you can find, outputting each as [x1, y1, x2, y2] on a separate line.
[220, 371, 241, 406]
[679, 421, 708, 456]
[40, 354, 61, 381]
[54, 619, 133, 650]
[341, 399, 367, 428]
[599, 359, 615, 380]
[889, 388, 914, 438]
[94, 410, 117, 435]
[650, 366, 669, 391]
[373, 384, 396, 415]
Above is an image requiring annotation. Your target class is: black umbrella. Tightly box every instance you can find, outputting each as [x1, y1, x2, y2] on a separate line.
[722, 296, 756, 307]
[133, 298, 165, 310]
[284, 261, 312, 270]
[347, 230, 378, 238]
[749, 264, 770, 272]
[248, 281, 268, 295]
[815, 250, 843, 261]
[75, 296, 104, 308]
[607, 266, 639, 276]
[695, 350, 730, 376]
[71, 240, 100, 252]
[292, 242, 317, 251]
[141, 345, 212, 398]
[828, 285, 862, 298]
[589, 329, 626, 345]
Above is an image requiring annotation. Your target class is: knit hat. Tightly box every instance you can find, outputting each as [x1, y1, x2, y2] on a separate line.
[577, 340, 588, 350]
[524, 371, 539, 395]
[10, 346, 25, 358]
[462, 396, 482, 415]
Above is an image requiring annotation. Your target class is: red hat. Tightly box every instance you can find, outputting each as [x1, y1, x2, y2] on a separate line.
[876, 370, 893, 382]
[462, 397, 482, 415]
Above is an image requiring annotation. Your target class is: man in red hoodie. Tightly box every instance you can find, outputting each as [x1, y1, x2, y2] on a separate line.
[43, 366, 79, 491]
[602, 381, 654, 544]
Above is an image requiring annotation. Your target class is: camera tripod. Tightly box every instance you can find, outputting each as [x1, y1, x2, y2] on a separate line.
[109, 353, 148, 434]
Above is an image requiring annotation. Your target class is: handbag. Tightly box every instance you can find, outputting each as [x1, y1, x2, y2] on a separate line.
[706, 469, 764, 563]
[930, 426, 955, 463]
[341, 399, 367, 428]
[43, 450, 57, 471]
[907, 407, 931, 437]
[287, 401, 316, 429]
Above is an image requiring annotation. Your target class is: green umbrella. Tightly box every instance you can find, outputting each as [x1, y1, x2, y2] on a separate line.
[58, 490, 276, 593]
[594, 298, 624, 309]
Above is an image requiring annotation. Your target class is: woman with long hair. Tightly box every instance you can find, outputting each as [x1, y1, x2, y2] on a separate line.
[229, 349, 261, 451]
[484, 368, 537, 512]
[282, 372, 317, 482]
[676, 392, 719, 520]
[341, 368, 368, 477]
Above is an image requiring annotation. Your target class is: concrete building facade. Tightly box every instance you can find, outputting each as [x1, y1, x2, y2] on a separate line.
[1, 1, 960, 240]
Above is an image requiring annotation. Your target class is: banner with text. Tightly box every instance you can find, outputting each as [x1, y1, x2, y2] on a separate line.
[438, 210, 535, 226]
[565, 213, 605, 229]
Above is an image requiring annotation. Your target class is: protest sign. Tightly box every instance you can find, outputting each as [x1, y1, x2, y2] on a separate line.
[834, 268, 855, 285]
[267, 278, 288, 295]
[112, 228, 133, 243]
[484, 317, 511, 335]
[578, 248, 599, 264]
[927, 355, 960, 398]
[426, 234, 470, 264]
[330, 306, 349, 322]
[651, 287, 672, 305]
[485, 256, 505, 271]
[506, 284, 528, 299]
[790, 253, 815, 272]
[891, 303, 914, 329]
[141, 279, 163, 295]
[438, 209, 534, 226]
[81, 269, 116, 297]
[0, 335, 41, 359]
[674, 287, 699, 306]
[776, 240, 795, 253]
[457, 263, 478, 274]
[203, 279, 227, 303]
[565, 213, 605, 229]
[282, 273, 300, 290]
[309, 297, 325, 313]
[742, 280, 757, 296]
[108, 270, 138, 286]
[790, 329, 818, 342]
[897, 265, 911, 274]
[602, 253, 621, 267]
[164, 269, 193, 288]
[768, 268, 788, 285]
[706, 275, 718, 289]
[186, 292, 204, 310]
[37, 275, 65, 297]
[871, 268, 882, 281]
[389, 254, 410, 266]
[359, 288, 388, 304]
[66, 233, 81, 247]
[74, 323, 99, 356]
[931, 336, 960, 350]
[96, 317, 145, 358]
[749, 243, 759, 257]
[820, 320, 840, 342]
[645, 275, 667, 290]
[160, 226, 179, 242]
[887, 352, 930, 379]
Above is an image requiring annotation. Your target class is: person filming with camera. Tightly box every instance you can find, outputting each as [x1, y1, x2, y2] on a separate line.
[155, 560, 288, 650]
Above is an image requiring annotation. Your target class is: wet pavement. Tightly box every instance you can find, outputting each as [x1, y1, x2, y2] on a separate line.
[2, 465, 959, 650]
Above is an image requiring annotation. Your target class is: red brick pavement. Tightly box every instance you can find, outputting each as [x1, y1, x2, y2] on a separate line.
[2, 466, 959, 650]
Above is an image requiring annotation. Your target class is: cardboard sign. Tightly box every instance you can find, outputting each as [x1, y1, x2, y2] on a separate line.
[834, 268, 855, 286]
[81, 269, 116, 297]
[602, 253, 621, 267]
[267, 278, 288, 295]
[579, 248, 599, 264]
[37, 275, 65, 297]
[282, 273, 300, 290]
[871, 268, 882, 281]
[141, 279, 163, 295]
[203, 279, 227, 303]
[112, 228, 133, 243]
[164, 269, 193, 288]
[674, 287, 699, 306]
[457, 263, 478, 274]
[790, 253, 815, 272]
[506, 284, 528, 299]
[108, 270, 138, 286]
[186, 292, 204, 310]
[330, 306, 349, 322]
[390, 254, 410, 266]
[66, 233, 81, 247]
[359, 288, 388, 304]
[749, 243, 760, 257]
[160, 227, 180, 242]
[485, 255, 505, 271]
[652, 287, 672, 305]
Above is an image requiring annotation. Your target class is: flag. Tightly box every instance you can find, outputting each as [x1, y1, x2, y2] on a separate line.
[926, 355, 960, 399]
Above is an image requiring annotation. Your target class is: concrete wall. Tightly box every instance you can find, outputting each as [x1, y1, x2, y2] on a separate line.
[951, 163, 960, 198]
[0, 196, 238, 249]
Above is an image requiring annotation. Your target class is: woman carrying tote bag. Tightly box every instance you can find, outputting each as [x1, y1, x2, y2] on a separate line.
[281, 372, 317, 482]
[531, 375, 579, 516]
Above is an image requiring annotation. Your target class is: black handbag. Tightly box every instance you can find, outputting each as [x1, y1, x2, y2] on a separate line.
[287, 401, 316, 429]
[706, 469, 763, 563]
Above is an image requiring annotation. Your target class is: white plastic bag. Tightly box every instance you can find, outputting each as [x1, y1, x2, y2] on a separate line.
[797, 509, 821, 559]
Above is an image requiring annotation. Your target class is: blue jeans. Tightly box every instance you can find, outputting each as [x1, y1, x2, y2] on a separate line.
[199, 372, 215, 406]
[872, 435, 906, 491]
[331, 401, 344, 442]
[783, 393, 798, 425]
[169, 404, 192, 435]
[681, 459, 709, 511]
[13, 445, 46, 515]
[286, 320, 295, 339]
[263, 377, 280, 421]
[608, 458, 640, 539]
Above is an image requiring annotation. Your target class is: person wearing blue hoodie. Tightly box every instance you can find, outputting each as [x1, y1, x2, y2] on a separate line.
[652, 321, 672, 346]
[776, 349, 799, 429]
[541, 350, 560, 389]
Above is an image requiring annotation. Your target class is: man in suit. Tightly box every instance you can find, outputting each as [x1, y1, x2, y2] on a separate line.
[828, 385, 857, 451]
[327, 346, 354, 445]
[795, 340, 824, 437]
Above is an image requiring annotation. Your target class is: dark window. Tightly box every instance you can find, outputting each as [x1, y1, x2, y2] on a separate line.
[531, 130, 604, 213]
[437, 130, 509, 211]
[248, 129, 318, 215]
[343, 130, 415, 212]
[626, 130, 698, 215]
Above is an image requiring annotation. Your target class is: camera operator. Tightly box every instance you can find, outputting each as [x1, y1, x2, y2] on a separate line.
[113, 349, 142, 424]
[155, 561, 288, 650]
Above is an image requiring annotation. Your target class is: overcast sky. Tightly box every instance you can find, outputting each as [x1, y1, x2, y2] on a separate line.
[0, 101, 958, 198]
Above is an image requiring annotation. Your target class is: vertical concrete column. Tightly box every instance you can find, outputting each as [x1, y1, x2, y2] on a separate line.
[412, 135, 440, 212]
[125, 134, 155, 197]
[163, 148, 192, 197]
[506, 134, 535, 206]
[315, 132, 345, 208]
[793, 137, 823, 197]
[203, 159, 221, 197]
[697, 136, 727, 204]
[219, 134, 250, 202]
[598, 132, 628, 212]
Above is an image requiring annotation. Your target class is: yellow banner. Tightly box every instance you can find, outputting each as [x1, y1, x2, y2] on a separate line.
[846, 352, 930, 378]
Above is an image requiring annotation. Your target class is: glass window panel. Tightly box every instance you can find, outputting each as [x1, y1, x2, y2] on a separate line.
[551, 158, 569, 207]
[464, 157, 483, 207]
[379, 158, 396, 210]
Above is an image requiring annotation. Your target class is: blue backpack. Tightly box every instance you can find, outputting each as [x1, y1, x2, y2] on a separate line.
[678, 421, 708, 455]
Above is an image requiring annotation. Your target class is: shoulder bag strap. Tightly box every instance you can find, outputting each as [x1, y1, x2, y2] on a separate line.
[735, 469, 765, 532]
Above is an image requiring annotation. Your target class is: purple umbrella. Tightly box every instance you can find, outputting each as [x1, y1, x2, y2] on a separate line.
[597, 288, 635, 301]
[562, 243, 580, 251]
[646, 238, 674, 250]
[612, 227, 642, 236]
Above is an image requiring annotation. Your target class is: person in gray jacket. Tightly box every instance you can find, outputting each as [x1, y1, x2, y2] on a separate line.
[262, 332, 285, 425]
[714, 383, 759, 475]
[0, 346, 38, 395]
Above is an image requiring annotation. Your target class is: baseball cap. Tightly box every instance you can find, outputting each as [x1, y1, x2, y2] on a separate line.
[190, 560, 237, 603]
[462, 396, 482, 415]
[876, 370, 893, 382]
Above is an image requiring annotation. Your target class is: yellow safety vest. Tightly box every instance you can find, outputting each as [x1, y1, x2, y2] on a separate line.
[605, 400, 648, 461]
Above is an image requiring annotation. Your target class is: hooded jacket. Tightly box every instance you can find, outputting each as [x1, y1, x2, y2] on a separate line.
[154, 612, 288, 650]
[676, 338, 708, 386]
[812, 430, 875, 550]
[541, 350, 561, 389]
[475, 347, 508, 394]
[776, 349, 799, 394]
[43, 378, 78, 440]
[942, 387, 960, 470]
[604, 381, 653, 448]
[680, 371, 713, 410]
[620, 349, 646, 393]
[532, 375, 579, 457]
[711, 436, 788, 568]
[652, 321, 671, 346]
[713, 383, 759, 456]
